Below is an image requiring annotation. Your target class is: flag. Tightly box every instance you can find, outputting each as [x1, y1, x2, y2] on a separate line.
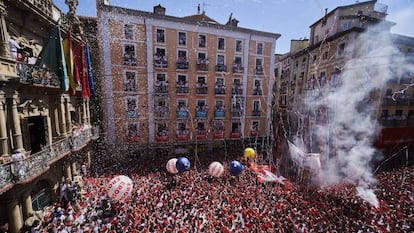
[36, 25, 69, 91]
[62, 31, 80, 95]
[84, 44, 95, 96]
[74, 44, 90, 99]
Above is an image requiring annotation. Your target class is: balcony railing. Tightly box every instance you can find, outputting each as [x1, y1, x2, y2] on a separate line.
[176, 110, 189, 118]
[250, 131, 259, 137]
[213, 131, 225, 139]
[232, 86, 243, 95]
[233, 64, 244, 74]
[196, 110, 207, 118]
[176, 130, 190, 141]
[232, 109, 243, 117]
[230, 132, 241, 138]
[253, 88, 263, 96]
[196, 86, 208, 94]
[176, 58, 189, 69]
[155, 135, 169, 142]
[252, 110, 261, 117]
[154, 106, 169, 118]
[215, 87, 226, 95]
[17, 62, 60, 87]
[215, 64, 227, 72]
[176, 85, 189, 94]
[255, 65, 264, 75]
[154, 55, 168, 68]
[154, 85, 168, 94]
[214, 109, 225, 118]
[0, 126, 99, 192]
[196, 130, 207, 140]
[196, 59, 209, 71]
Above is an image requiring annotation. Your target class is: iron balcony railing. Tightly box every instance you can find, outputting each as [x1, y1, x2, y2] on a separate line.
[17, 62, 61, 87]
[0, 126, 100, 192]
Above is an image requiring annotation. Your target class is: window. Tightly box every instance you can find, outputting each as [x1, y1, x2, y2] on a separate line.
[218, 37, 225, 50]
[177, 99, 188, 110]
[124, 24, 134, 40]
[123, 44, 136, 66]
[197, 99, 207, 111]
[232, 122, 241, 133]
[257, 43, 263, 55]
[235, 40, 243, 52]
[198, 34, 206, 48]
[215, 100, 224, 109]
[197, 76, 206, 84]
[126, 97, 138, 118]
[234, 56, 242, 64]
[154, 47, 167, 67]
[178, 32, 187, 46]
[198, 52, 207, 60]
[338, 43, 346, 56]
[155, 47, 166, 57]
[251, 121, 259, 131]
[178, 50, 187, 59]
[156, 28, 165, 43]
[255, 58, 263, 66]
[127, 123, 139, 138]
[217, 55, 225, 65]
[253, 100, 260, 111]
[216, 77, 225, 86]
[124, 71, 136, 92]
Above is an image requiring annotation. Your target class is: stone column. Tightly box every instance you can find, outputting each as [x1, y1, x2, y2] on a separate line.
[11, 92, 23, 151]
[7, 199, 23, 233]
[59, 95, 67, 136]
[0, 90, 8, 157]
[82, 99, 87, 124]
[86, 99, 91, 125]
[64, 96, 72, 134]
[21, 192, 34, 220]
[71, 161, 77, 176]
[65, 163, 72, 181]
[0, 0, 10, 58]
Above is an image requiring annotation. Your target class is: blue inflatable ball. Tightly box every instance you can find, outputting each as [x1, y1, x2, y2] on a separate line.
[176, 157, 191, 173]
[229, 160, 243, 176]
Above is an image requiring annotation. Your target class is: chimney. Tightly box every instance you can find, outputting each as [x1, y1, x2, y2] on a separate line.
[154, 4, 166, 15]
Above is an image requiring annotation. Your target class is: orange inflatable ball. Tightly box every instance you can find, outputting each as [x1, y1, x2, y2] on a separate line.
[244, 147, 256, 159]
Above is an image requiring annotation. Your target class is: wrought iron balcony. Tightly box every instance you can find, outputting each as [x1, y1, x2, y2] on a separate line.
[233, 64, 244, 74]
[0, 126, 99, 192]
[213, 131, 225, 139]
[214, 109, 225, 118]
[196, 59, 209, 71]
[196, 86, 208, 94]
[154, 55, 168, 68]
[250, 131, 259, 137]
[215, 64, 227, 72]
[232, 85, 243, 95]
[196, 110, 207, 118]
[176, 110, 189, 118]
[176, 85, 189, 94]
[215, 87, 226, 95]
[154, 106, 169, 118]
[255, 65, 264, 75]
[156, 135, 169, 142]
[230, 132, 241, 138]
[252, 110, 261, 117]
[176, 58, 189, 69]
[196, 129, 207, 140]
[253, 88, 263, 96]
[154, 85, 168, 94]
[17, 62, 60, 87]
[176, 130, 190, 141]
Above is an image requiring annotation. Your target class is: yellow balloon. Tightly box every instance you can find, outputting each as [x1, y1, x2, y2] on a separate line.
[244, 148, 256, 159]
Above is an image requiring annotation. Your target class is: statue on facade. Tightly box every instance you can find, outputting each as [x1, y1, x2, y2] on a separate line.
[65, 0, 83, 35]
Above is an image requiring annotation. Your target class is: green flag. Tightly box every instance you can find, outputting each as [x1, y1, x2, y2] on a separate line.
[36, 25, 69, 91]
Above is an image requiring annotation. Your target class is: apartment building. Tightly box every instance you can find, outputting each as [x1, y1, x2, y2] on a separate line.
[97, 1, 280, 156]
[274, 0, 414, 160]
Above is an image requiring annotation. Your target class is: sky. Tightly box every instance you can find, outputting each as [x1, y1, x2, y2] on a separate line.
[54, 0, 414, 54]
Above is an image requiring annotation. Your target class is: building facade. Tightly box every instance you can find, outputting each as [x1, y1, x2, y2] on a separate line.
[274, 0, 414, 166]
[97, 1, 280, 156]
[0, 1, 98, 232]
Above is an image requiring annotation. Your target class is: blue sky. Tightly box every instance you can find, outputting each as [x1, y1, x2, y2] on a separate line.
[55, 0, 414, 54]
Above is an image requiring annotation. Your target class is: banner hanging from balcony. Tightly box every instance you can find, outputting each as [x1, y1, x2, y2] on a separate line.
[84, 44, 95, 97]
[63, 31, 80, 95]
[36, 25, 69, 92]
[74, 44, 90, 99]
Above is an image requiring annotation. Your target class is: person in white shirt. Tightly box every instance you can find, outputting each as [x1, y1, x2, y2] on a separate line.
[9, 36, 22, 59]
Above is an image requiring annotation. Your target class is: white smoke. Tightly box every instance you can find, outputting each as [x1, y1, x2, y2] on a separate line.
[301, 23, 409, 200]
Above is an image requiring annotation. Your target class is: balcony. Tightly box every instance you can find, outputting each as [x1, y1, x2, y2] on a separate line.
[215, 64, 227, 72]
[250, 131, 258, 137]
[197, 59, 209, 71]
[214, 109, 225, 118]
[255, 65, 264, 75]
[176, 58, 189, 69]
[196, 130, 207, 140]
[196, 107, 208, 118]
[196, 86, 208, 94]
[231, 109, 243, 117]
[233, 64, 244, 74]
[156, 135, 169, 142]
[176, 85, 189, 94]
[215, 87, 226, 95]
[253, 88, 263, 96]
[17, 62, 60, 87]
[0, 126, 99, 192]
[154, 106, 169, 118]
[123, 55, 137, 66]
[176, 130, 190, 141]
[154, 54, 168, 68]
[176, 110, 189, 118]
[252, 110, 261, 117]
[232, 85, 243, 95]
[230, 132, 241, 138]
[213, 131, 225, 139]
[154, 85, 168, 94]
[126, 136, 140, 142]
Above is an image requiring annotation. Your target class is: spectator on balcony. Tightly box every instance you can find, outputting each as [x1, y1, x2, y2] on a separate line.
[11, 149, 26, 179]
[9, 36, 22, 59]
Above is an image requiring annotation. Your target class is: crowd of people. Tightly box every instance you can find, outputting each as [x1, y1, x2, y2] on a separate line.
[30, 152, 413, 233]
